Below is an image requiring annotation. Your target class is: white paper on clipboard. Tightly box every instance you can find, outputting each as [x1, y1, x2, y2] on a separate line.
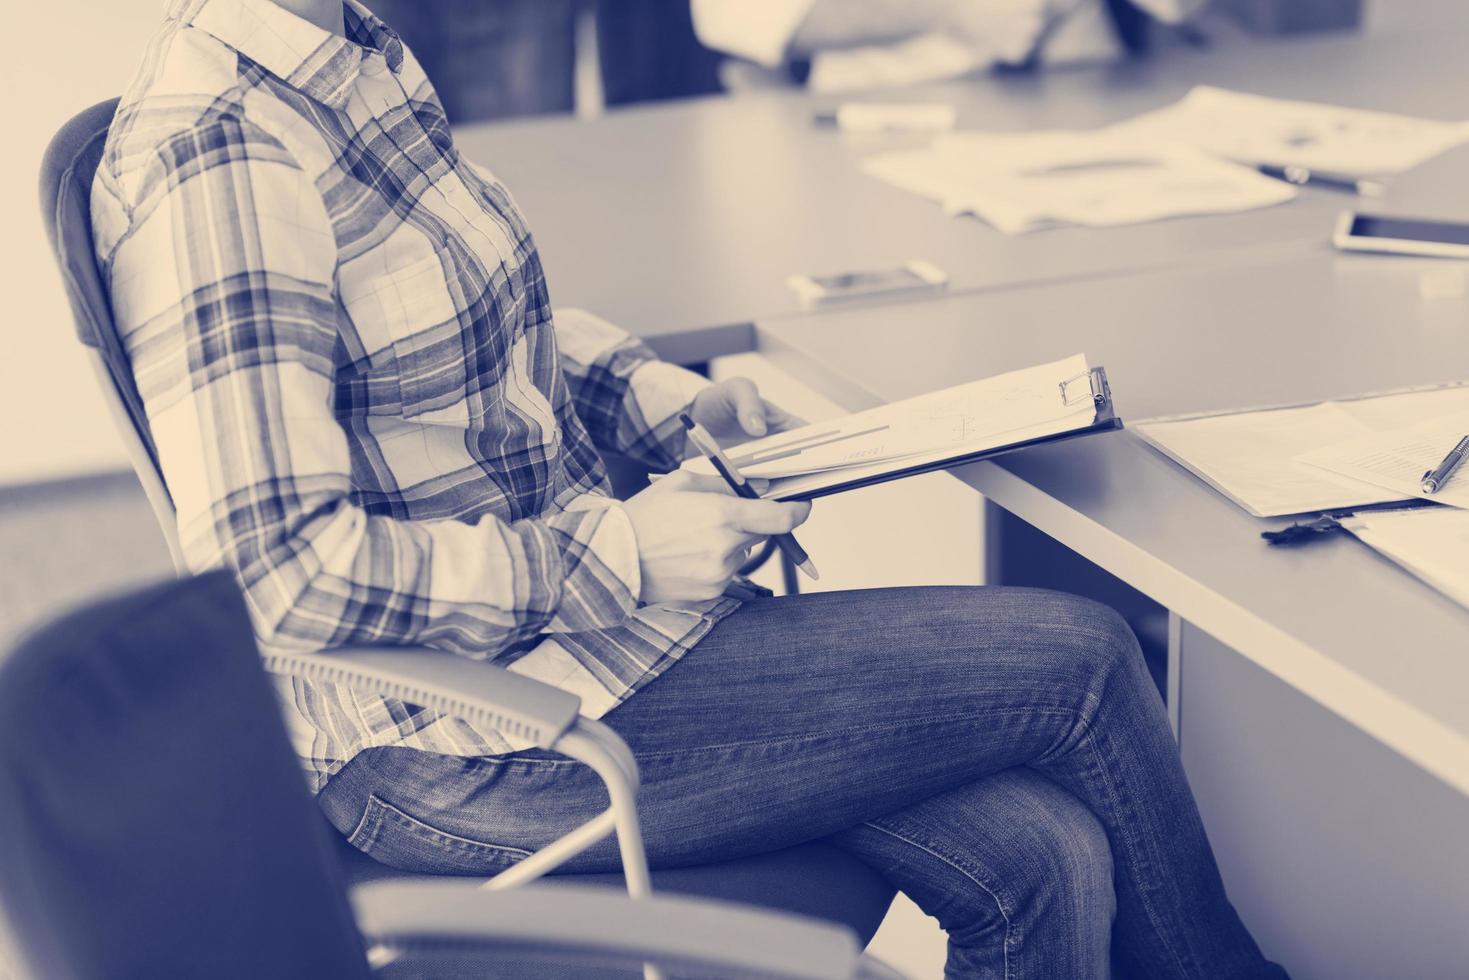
[683, 354, 1110, 500]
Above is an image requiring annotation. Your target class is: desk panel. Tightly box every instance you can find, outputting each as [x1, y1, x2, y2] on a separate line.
[755, 248, 1469, 793]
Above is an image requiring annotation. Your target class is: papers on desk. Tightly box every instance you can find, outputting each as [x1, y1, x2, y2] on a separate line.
[1135, 384, 1469, 517]
[1109, 86, 1469, 178]
[682, 354, 1119, 500]
[1299, 409, 1469, 509]
[861, 132, 1294, 234]
[859, 87, 1469, 233]
[1341, 508, 1469, 610]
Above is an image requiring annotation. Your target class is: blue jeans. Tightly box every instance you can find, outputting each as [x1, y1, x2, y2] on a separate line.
[319, 587, 1286, 979]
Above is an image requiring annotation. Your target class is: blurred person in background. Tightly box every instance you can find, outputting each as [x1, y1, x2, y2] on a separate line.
[363, 0, 723, 122]
[692, 0, 1210, 91]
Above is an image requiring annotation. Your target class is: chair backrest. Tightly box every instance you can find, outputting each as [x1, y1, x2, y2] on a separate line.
[39, 97, 187, 571]
[0, 573, 372, 980]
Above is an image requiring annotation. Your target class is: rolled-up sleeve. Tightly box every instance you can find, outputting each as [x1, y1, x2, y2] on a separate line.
[553, 307, 711, 472]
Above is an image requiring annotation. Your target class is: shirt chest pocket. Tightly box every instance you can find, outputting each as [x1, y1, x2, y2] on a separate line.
[337, 250, 476, 425]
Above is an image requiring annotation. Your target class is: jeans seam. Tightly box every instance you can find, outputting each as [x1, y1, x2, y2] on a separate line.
[348, 794, 383, 852]
[629, 707, 1078, 762]
[1073, 714, 1195, 978]
[363, 793, 534, 859]
[859, 819, 1013, 980]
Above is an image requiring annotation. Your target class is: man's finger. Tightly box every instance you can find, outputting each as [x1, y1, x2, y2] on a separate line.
[725, 498, 812, 535]
[724, 378, 768, 437]
[658, 470, 737, 495]
[763, 402, 806, 433]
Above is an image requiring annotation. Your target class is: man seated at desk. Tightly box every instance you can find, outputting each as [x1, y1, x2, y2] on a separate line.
[692, 0, 1208, 91]
[93, 0, 1286, 976]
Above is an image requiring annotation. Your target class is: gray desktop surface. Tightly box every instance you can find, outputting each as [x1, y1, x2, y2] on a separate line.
[455, 28, 1469, 343]
[754, 247, 1469, 791]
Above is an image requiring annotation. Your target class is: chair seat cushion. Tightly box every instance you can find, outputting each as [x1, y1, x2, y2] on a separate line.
[334, 833, 896, 946]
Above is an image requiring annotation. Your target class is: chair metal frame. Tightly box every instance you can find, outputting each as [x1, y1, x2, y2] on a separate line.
[43, 97, 894, 980]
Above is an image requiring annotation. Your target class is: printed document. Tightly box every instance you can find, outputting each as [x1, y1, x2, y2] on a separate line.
[861, 132, 1294, 234]
[1341, 508, 1469, 610]
[1135, 385, 1469, 517]
[684, 354, 1103, 499]
[1110, 86, 1469, 177]
[1298, 409, 1469, 510]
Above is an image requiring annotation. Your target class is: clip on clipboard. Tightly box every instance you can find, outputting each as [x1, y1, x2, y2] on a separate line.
[683, 354, 1123, 502]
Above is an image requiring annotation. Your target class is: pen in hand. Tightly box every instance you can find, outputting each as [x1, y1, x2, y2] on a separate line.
[679, 414, 819, 580]
[1421, 435, 1469, 495]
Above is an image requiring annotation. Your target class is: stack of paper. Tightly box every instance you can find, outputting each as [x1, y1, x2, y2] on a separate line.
[684, 354, 1109, 499]
[1135, 384, 1469, 517]
[862, 132, 1295, 234]
[1140, 389, 1469, 609]
[1109, 86, 1469, 177]
[1299, 409, 1469, 508]
[1341, 509, 1469, 610]
[861, 87, 1469, 233]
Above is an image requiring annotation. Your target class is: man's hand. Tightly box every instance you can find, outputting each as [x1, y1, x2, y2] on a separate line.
[622, 471, 812, 604]
[688, 378, 804, 446]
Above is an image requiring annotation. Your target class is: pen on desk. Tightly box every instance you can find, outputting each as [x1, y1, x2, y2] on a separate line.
[1255, 163, 1385, 197]
[678, 414, 819, 580]
[1420, 435, 1469, 494]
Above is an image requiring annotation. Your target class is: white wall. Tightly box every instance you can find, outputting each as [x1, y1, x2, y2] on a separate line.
[2, 0, 165, 485]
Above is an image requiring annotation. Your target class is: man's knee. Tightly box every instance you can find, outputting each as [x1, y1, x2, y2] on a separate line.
[1016, 786, 1116, 927]
[1027, 589, 1145, 683]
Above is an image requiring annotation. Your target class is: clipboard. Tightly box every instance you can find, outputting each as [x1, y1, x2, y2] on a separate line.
[766, 366, 1123, 502]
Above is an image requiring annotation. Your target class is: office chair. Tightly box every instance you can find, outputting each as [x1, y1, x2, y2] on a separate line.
[39, 99, 897, 972]
[0, 573, 898, 979]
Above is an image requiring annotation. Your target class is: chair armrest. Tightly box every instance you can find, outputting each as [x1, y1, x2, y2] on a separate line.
[350, 879, 866, 980]
[260, 647, 582, 750]
[264, 648, 657, 915]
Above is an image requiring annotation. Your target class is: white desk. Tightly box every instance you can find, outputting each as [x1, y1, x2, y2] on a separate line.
[457, 28, 1469, 343]
[757, 246, 1469, 790]
[451, 23, 1469, 977]
[753, 248, 1469, 978]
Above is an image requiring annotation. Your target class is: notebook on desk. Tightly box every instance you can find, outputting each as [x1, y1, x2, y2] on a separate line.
[684, 354, 1122, 501]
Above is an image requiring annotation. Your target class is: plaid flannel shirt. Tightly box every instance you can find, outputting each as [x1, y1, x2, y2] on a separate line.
[93, 0, 735, 791]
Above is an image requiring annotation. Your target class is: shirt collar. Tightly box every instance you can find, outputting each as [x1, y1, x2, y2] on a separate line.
[170, 0, 403, 110]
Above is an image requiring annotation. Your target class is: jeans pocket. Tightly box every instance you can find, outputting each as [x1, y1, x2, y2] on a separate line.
[348, 793, 533, 875]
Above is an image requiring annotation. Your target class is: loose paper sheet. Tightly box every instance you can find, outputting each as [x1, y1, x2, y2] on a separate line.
[1136, 404, 1401, 517]
[684, 354, 1101, 499]
[1342, 508, 1469, 609]
[1135, 385, 1469, 517]
[1109, 86, 1469, 177]
[1298, 409, 1469, 510]
[862, 131, 1294, 234]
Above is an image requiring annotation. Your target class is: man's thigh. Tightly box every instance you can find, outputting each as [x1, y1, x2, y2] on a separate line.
[319, 586, 1133, 873]
[604, 585, 1133, 751]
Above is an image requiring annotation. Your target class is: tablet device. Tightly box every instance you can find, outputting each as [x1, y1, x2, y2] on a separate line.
[1333, 212, 1469, 259]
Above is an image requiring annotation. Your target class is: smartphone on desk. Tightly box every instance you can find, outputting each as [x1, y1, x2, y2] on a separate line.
[787, 260, 948, 307]
[1333, 212, 1469, 259]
